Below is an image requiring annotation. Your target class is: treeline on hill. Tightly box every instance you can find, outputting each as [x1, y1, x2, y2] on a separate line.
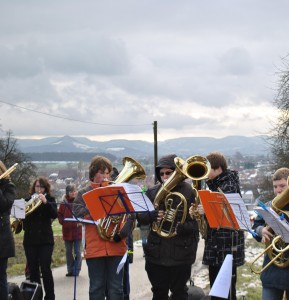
[26, 152, 117, 162]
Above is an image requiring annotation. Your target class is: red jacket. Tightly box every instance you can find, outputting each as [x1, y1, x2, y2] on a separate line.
[58, 195, 82, 241]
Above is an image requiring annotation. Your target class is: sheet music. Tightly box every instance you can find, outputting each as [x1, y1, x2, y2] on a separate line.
[113, 183, 155, 212]
[11, 198, 25, 219]
[224, 193, 251, 230]
[116, 252, 128, 274]
[209, 254, 232, 298]
[254, 206, 289, 243]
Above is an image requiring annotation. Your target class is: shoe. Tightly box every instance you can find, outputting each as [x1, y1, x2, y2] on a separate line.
[66, 272, 73, 277]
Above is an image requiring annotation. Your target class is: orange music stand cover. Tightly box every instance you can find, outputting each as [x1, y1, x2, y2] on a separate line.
[198, 190, 240, 230]
[82, 185, 134, 221]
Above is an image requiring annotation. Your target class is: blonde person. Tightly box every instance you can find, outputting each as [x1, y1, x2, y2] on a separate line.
[252, 167, 289, 300]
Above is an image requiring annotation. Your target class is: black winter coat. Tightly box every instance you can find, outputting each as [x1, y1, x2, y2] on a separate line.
[138, 181, 199, 267]
[23, 194, 57, 246]
[203, 169, 245, 267]
[0, 179, 16, 258]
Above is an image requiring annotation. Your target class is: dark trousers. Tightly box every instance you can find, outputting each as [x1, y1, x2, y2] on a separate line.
[24, 244, 55, 300]
[0, 257, 8, 300]
[209, 265, 237, 300]
[145, 260, 191, 300]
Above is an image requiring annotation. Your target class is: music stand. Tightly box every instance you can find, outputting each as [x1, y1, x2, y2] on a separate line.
[82, 183, 154, 221]
[198, 190, 250, 300]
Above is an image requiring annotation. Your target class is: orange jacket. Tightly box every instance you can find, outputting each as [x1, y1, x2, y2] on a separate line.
[73, 184, 127, 259]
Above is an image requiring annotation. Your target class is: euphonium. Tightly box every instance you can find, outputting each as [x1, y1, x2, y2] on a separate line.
[96, 156, 146, 241]
[152, 155, 211, 238]
[250, 185, 289, 274]
[10, 194, 43, 234]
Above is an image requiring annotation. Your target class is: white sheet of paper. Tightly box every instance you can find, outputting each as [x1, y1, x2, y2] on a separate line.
[11, 198, 25, 219]
[225, 193, 251, 230]
[116, 251, 128, 274]
[113, 183, 155, 212]
[254, 206, 289, 242]
[209, 254, 233, 299]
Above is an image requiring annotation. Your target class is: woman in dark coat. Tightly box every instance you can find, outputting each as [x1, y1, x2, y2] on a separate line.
[23, 176, 57, 300]
[0, 161, 16, 300]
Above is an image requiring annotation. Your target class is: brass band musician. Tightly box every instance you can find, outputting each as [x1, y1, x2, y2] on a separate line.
[0, 161, 16, 300]
[252, 167, 289, 300]
[137, 154, 199, 300]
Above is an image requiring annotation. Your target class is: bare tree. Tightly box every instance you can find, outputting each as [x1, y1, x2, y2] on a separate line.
[269, 55, 289, 169]
[0, 130, 37, 198]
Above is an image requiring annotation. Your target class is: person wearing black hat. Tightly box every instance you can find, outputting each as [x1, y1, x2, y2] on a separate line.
[137, 154, 199, 300]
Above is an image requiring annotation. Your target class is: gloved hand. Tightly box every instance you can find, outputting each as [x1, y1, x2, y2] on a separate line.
[128, 250, 133, 263]
[113, 233, 122, 243]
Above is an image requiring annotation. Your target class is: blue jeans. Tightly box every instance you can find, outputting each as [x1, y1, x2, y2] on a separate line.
[0, 258, 8, 300]
[64, 240, 82, 275]
[86, 256, 124, 300]
[262, 287, 289, 300]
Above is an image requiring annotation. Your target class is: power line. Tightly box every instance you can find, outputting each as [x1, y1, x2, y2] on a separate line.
[0, 99, 152, 127]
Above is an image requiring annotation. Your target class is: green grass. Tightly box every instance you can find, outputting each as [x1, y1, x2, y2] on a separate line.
[236, 237, 264, 299]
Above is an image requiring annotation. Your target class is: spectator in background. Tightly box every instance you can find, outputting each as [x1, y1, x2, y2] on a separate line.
[0, 161, 16, 300]
[58, 184, 82, 277]
[23, 176, 57, 300]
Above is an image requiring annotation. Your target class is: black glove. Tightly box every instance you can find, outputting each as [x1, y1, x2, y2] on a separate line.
[113, 233, 122, 243]
[176, 223, 185, 235]
[149, 210, 159, 222]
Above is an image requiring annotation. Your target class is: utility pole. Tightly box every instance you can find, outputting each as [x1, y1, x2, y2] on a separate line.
[153, 121, 158, 184]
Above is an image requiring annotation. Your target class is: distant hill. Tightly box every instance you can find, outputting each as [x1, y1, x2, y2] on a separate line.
[16, 135, 270, 159]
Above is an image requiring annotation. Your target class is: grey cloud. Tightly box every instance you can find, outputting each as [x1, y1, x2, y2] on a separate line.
[0, 32, 130, 79]
[219, 47, 253, 76]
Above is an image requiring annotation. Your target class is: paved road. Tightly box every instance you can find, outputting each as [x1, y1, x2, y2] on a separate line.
[10, 239, 207, 300]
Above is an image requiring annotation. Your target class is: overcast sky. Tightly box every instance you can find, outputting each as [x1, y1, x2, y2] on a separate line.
[0, 0, 288, 142]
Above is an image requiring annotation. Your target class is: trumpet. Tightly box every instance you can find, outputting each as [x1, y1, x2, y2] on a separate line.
[0, 163, 18, 180]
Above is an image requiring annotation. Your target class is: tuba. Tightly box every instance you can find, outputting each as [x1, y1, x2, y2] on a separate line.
[152, 155, 211, 238]
[96, 156, 146, 241]
[250, 185, 289, 274]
